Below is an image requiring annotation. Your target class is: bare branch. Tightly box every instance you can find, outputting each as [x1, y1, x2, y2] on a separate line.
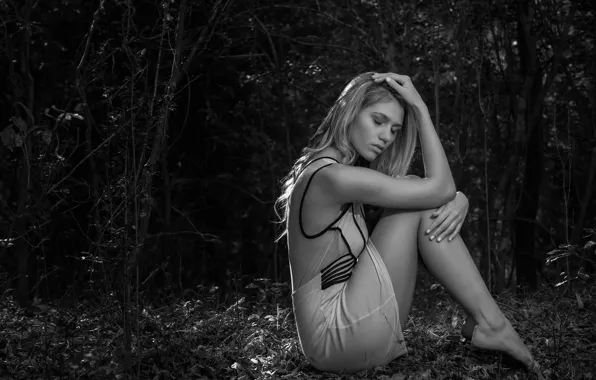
[76, 0, 106, 71]
[268, 33, 372, 61]
[48, 129, 119, 193]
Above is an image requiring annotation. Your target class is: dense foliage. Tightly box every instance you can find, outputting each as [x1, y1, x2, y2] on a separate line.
[1, 0, 594, 302]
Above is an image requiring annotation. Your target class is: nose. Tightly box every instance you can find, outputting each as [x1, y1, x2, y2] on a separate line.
[379, 127, 392, 143]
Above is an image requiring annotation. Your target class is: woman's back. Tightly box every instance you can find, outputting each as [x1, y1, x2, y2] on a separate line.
[287, 156, 367, 292]
[285, 156, 406, 373]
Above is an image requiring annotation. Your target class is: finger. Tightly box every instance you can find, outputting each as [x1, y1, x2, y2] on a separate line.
[426, 213, 450, 239]
[448, 222, 464, 242]
[372, 72, 393, 78]
[372, 72, 389, 81]
[437, 219, 460, 243]
[372, 74, 410, 90]
[426, 212, 448, 236]
[385, 77, 405, 88]
[431, 205, 445, 218]
[372, 73, 393, 84]
[372, 72, 410, 83]
[433, 216, 457, 242]
[386, 74, 411, 86]
[384, 77, 410, 95]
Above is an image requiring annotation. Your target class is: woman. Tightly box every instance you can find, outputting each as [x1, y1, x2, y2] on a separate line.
[276, 72, 541, 375]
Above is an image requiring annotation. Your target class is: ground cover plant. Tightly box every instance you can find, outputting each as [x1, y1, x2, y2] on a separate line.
[1, 271, 594, 379]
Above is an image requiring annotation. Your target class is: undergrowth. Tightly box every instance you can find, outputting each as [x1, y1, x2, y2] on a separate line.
[0, 272, 594, 380]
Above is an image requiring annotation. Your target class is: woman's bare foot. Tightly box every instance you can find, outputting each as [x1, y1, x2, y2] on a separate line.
[472, 320, 533, 365]
[461, 316, 544, 379]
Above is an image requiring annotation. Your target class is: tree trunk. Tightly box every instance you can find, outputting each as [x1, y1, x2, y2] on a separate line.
[134, 0, 225, 267]
[379, 0, 398, 72]
[571, 146, 596, 245]
[512, 0, 570, 291]
[514, 111, 544, 291]
[14, 155, 32, 307]
[12, 0, 36, 307]
[75, 1, 105, 251]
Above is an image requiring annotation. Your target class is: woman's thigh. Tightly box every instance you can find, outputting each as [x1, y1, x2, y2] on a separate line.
[369, 207, 421, 327]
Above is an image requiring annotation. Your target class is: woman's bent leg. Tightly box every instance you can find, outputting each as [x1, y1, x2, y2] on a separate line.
[370, 204, 538, 369]
[415, 209, 504, 329]
[370, 207, 501, 331]
[370, 209, 421, 327]
[415, 209, 537, 368]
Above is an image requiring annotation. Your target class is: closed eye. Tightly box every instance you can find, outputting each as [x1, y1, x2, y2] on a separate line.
[372, 112, 402, 130]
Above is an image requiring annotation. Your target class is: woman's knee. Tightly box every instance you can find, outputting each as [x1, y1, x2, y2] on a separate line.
[418, 208, 438, 230]
[402, 175, 439, 223]
[379, 205, 421, 221]
[376, 175, 437, 222]
[374, 176, 418, 218]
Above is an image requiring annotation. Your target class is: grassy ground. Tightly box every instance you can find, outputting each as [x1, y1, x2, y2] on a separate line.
[1, 272, 594, 379]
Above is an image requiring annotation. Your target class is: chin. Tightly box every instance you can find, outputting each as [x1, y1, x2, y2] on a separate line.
[353, 146, 378, 163]
[360, 152, 377, 163]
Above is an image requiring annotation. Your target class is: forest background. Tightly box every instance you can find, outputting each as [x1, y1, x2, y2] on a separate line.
[0, 0, 595, 378]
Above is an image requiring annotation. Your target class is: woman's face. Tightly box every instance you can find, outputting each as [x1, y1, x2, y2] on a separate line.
[349, 99, 405, 162]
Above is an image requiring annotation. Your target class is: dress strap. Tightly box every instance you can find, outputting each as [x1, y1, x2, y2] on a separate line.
[297, 156, 339, 177]
[298, 157, 347, 239]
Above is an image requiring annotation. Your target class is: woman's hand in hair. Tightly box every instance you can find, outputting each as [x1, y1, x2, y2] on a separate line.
[425, 191, 469, 243]
[371, 72, 426, 109]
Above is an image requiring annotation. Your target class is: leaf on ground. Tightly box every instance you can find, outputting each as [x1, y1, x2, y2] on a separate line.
[378, 374, 405, 380]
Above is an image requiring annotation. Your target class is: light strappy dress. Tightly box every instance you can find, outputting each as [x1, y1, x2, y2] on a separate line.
[288, 156, 408, 373]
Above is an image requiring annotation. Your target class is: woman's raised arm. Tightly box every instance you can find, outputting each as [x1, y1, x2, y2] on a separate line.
[321, 73, 456, 209]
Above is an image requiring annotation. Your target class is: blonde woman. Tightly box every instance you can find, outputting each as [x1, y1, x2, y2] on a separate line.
[276, 72, 542, 375]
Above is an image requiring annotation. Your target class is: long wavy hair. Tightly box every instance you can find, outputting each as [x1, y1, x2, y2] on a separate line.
[274, 72, 419, 241]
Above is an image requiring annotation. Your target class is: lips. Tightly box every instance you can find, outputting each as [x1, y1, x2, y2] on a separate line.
[371, 144, 383, 152]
